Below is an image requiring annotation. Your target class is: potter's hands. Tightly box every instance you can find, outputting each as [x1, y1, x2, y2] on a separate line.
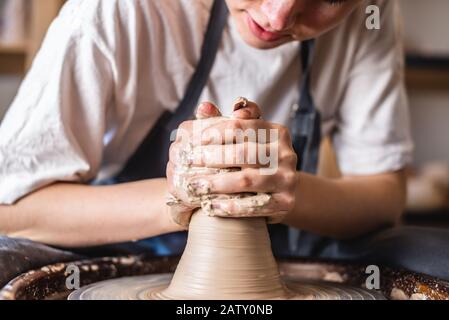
[166, 102, 226, 228]
[167, 99, 298, 228]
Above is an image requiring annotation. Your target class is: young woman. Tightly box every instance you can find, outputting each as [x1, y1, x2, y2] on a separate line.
[0, 0, 412, 281]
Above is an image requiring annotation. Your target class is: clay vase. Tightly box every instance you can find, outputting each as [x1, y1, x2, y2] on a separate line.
[160, 210, 289, 300]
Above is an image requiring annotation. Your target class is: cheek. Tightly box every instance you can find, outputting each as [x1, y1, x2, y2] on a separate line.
[295, 4, 359, 37]
[225, 0, 250, 12]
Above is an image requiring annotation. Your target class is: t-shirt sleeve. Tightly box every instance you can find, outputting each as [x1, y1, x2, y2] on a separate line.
[333, 0, 414, 176]
[0, 3, 114, 205]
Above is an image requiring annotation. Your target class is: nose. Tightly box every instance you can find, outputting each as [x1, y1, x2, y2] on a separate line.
[260, 0, 298, 31]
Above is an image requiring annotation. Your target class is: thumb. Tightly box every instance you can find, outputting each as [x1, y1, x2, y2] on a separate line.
[196, 102, 222, 119]
[231, 97, 263, 120]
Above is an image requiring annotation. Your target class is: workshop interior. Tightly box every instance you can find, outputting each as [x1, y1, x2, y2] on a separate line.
[1, 0, 449, 301]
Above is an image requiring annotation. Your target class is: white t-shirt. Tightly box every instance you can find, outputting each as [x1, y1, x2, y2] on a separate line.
[0, 0, 413, 205]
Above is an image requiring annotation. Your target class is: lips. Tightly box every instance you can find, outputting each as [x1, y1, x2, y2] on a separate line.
[245, 13, 285, 42]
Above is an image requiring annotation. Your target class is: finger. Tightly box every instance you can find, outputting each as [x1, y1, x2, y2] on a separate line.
[196, 102, 222, 119]
[201, 119, 282, 145]
[203, 193, 293, 218]
[187, 169, 281, 195]
[232, 98, 262, 120]
[172, 139, 295, 171]
[178, 118, 289, 147]
[169, 143, 186, 165]
[168, 161, 231, 202]
[175, 112, 226, 144]
[166, 161, 176, 194]
[166, 197, 195, 230]
[190, 143, 277, 169]
[167, 160, 199, 203]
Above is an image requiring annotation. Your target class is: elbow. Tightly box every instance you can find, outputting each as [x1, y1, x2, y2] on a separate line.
[387, 177, 407, 228]
[387, 204, 404, 228]
[389, 169, 408, 225]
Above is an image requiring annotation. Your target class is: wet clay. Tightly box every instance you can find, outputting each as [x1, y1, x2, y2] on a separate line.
[68, 211, 385, 300]
[157, 210, 290, 300]
[68, 274, 385, 300]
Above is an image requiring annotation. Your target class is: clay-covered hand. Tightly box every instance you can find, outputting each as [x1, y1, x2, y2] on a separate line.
[166, 102, 225, 228]
[167, 99, 298, 227]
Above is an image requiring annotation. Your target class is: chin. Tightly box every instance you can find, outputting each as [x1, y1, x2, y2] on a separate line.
[242, 35, 294, 50]
[233, 17, 310, 50]
[236, 24, 296, 50]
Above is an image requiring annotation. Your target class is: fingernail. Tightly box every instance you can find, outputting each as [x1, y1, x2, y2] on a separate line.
[196, 103, 209, 119]
[233, 97, 249, 111]
[197, 102, 220, 119]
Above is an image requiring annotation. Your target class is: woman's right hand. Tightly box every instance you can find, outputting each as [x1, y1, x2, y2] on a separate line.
[166, 102, 225, 229]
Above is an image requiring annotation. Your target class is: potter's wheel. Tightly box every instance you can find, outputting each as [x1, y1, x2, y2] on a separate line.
[3, 255, 449, 300]
[3, 213, 449, 300]
[80, 213, 386, 301]
[3, 214, 449, 300]
[67, 273, 385, 300]
[66, 212, 387, 301]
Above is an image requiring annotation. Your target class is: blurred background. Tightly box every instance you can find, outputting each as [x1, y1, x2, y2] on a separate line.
[1, 0, 449, 227]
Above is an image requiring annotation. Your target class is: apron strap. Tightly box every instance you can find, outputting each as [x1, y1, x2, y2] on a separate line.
[287, 39, 322, 253]
[291, 39, 321, 174]
[165, 0, 229, 133]
[110, 0, 229, 184]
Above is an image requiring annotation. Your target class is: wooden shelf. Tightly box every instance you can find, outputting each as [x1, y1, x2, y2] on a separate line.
[0, 43, 26, 74]
[0, 43, 27, 55]
[0, 57, 25, 74]
[0, 0, 65, 75]
[406, 68, 449, 91]
[405, 55, 449, 91]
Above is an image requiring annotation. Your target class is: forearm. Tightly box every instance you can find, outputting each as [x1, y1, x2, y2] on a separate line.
[284, 171, 406, 239]
[0, 179, 181, 247]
